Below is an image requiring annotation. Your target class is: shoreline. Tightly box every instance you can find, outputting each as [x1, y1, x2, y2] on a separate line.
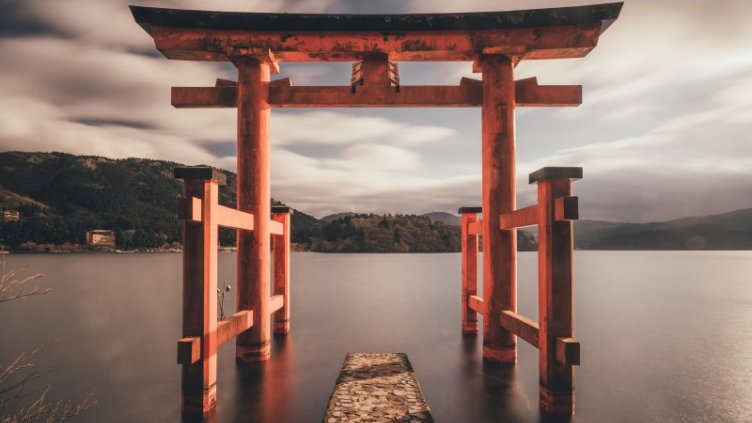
[3, 248, 752, 255]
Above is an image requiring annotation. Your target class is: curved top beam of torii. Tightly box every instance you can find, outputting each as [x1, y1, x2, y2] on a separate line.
[130, 3, 622, 63]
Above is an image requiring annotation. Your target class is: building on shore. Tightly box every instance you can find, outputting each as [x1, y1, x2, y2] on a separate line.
[3, 210, 20, 222]
[86, 229, 116, 247]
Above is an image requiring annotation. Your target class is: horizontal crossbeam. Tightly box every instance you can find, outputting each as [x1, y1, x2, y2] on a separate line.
[173, 85, 481, 108]
[554, 196, 579, 221]
[499, 310, 540, 347]
[269, 220, 284, 236]
[173, 87, 236, 108]
[272, 85, 480, 107]
[269, 295, 284, 314]
[468, 295, 484, 314]
[556, 337, 580, 366]
[515, 77, 581, 107]
[217, 205, 254, 231]
[462, 76, 582, 107]
[175, 197, 288, 235]
[467, 220, 483, 235]
[177, 336, 200, 365]
[178, 197, 202, 222]
[172, 78, 582, 108]
[499, 204, 538, 230]
[177, 310, 255, 365]
[146, 22, 607, 62]
[217, 310, 254, 348]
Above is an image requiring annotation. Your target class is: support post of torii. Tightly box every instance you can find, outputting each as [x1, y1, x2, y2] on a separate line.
[481, 54, 518, 362]
[233, 55, 273, 363]
[272, 206, 292, 334]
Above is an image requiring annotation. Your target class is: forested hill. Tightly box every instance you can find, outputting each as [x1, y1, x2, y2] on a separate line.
[311, 213, 537, 253]
[0, 151, 319, 250]
[2, 152, 748, 252]
[574, 208, 752, 250]
[0, 151, 535, 253]
[0, 152, 516, 252]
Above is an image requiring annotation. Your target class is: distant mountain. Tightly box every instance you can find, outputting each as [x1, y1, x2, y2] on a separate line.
[574, 209, 752, 250]
[0, 151, 320, 250]
[422, 212, 461, 226]
[316, 211, 536, 252]
[312, 213, 459, 253]
[323, 211, 461, 225]
[2, 152, 750, 251]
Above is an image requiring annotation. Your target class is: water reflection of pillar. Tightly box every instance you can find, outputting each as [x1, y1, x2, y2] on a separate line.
[231, 336, 296, 423]
[181, 407, 218, 423]
[481, 360, 522, 418]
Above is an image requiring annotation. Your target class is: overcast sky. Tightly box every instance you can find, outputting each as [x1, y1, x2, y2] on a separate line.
[1, 0, 751, 221]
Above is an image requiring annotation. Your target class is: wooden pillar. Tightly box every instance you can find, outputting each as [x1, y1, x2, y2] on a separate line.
[533, 167, 581, 415]
[174, 167, 224, 415]
[480, 54, 517, 363]
[233, 56, 272, 363]
[459, 207, 481, 335]
[272, 206, 291, 334]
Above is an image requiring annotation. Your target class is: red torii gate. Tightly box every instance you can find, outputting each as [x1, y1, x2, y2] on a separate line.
[130, 2, 622, 417]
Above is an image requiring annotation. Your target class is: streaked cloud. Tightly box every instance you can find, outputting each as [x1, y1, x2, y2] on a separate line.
[0, 0, 750, 220]
[271, 111, 456, 146]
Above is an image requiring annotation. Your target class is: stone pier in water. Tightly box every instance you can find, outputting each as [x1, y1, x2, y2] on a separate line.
[323, 353, 432, 423]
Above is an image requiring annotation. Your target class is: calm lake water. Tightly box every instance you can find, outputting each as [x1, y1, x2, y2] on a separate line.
[1, 251, 751, 422]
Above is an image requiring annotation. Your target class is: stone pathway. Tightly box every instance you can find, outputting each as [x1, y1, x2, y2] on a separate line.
[323, 353, 433, 423]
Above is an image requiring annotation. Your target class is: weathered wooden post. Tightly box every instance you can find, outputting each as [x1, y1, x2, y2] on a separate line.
[532, 167, 582, 415]
[480, 54, 517, 363]
[272, 206, 292, 334]
[459, 207, 481, 335]
[174, 167, 224, 415]
[233, 53, 276, 363]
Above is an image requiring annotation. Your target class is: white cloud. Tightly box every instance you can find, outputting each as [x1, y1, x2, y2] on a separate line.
[21, 0, 348, 49]
[517, 102, 752, 221]
[339, 144, 421, 171]
[2, 0, 751, 222]
[272, 111, 455, 146]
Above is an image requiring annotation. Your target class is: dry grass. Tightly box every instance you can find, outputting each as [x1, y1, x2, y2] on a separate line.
[0, 259, 96, 422]
[0, 259, 48, 303]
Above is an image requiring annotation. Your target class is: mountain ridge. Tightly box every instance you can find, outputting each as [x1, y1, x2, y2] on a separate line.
[1, 151, 750, 251]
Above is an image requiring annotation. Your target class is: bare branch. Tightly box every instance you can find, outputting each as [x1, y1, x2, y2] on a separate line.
[0, 385, 96, 423]
[0, 259, 48, 303]
[0, 349, 40, 388]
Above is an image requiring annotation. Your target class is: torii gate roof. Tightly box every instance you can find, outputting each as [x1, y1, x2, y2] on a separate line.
[130, 3, 622, 62]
